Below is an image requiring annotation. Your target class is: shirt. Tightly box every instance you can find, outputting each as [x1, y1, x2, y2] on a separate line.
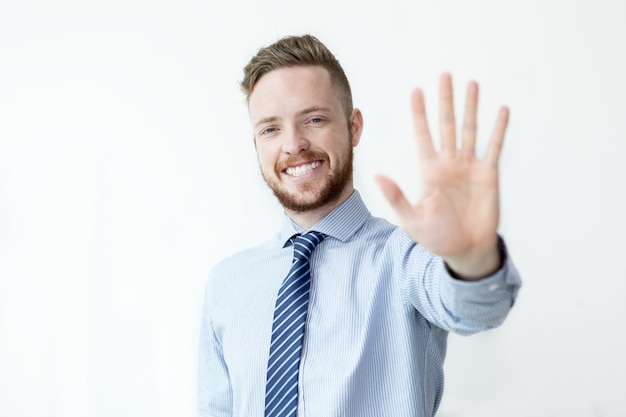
[198, 191, 521, 417]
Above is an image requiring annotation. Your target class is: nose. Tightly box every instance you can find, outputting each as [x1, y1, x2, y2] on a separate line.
[282, 125, 310, 155]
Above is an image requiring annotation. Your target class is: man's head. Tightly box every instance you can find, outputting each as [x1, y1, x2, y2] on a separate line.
[241, 34, 353, 124]
[242, 35, 363, 224]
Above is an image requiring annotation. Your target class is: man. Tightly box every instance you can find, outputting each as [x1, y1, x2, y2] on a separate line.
[198, 34, 521, 417]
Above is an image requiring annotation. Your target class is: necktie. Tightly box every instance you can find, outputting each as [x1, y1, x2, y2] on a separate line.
[265, 231, 326, 417]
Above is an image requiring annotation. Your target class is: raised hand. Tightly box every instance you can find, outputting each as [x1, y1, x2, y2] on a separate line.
[375, 73, 509, 279]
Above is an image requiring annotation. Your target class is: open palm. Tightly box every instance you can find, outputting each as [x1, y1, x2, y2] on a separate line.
[376, 73, 508, 278]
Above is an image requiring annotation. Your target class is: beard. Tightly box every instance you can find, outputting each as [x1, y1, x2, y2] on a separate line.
[261, 145, 354, 213]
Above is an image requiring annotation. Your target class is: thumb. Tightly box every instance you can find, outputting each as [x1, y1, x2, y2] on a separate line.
[374, 174, 414, 221]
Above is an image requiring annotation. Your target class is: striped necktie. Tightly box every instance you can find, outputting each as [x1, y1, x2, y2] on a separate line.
[264, 231, 326, 417]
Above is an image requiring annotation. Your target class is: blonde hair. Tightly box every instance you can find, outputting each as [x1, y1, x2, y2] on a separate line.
[240, 34, 353, 122]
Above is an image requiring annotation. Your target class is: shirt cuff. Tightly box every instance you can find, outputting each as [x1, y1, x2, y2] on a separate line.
[441, 236, 521, 298]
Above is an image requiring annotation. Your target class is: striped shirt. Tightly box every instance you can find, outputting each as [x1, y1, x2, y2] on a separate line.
[198, 191, 521, 417]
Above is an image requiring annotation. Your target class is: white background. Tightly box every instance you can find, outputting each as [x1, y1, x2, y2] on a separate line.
[1, 0, 625, 416]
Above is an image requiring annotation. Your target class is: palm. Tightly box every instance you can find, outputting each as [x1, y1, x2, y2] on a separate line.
[409, 149, 500, 258]
[376, 73, 509, 273]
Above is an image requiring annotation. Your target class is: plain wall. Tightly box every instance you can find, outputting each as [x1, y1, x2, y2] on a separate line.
[1, 0, 625, 416]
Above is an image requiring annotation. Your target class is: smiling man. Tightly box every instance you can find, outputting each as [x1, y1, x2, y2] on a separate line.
[198, 34, 521, 417]
[251, 64, 362, 227]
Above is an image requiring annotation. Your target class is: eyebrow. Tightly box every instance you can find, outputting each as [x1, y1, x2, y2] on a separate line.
[255, 116, 278, 129]
[297, 106, 331, 117]
[254, 106, 332, 129]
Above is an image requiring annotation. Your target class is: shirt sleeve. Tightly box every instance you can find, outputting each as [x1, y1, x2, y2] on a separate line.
[198, 281, 233, 417]
[397, 232, 522, 335]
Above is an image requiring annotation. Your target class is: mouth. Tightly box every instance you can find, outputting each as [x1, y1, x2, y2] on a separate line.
[283, 160, 323, 177]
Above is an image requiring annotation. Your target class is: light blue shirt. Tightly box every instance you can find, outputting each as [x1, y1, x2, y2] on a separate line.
[198, 191, 521, 417]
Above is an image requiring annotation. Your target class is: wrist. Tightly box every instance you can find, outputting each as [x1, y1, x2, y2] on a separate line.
[444, 239, 503, 281]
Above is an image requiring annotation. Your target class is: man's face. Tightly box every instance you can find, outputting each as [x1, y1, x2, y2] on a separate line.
[249, 66, 362, 214]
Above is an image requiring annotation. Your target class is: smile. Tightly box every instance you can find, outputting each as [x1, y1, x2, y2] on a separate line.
[285, 161, 322, 177]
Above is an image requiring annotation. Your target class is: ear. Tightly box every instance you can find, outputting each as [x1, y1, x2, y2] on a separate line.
[349, 108, 364, 146]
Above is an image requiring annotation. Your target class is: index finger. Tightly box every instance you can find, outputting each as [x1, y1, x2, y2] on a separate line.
[411, 88, 436, 161]
[484, 106, 510, 167]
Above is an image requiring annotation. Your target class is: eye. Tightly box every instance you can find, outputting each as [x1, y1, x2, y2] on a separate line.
[260, 126, 278, 136]
[308, 116, 325, 125]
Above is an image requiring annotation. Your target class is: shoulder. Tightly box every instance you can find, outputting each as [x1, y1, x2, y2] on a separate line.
[209, 235, 280, 279]
[328, 214, 421, 265]
[358, 214, 412, 245]
[202, 235, 285, 311]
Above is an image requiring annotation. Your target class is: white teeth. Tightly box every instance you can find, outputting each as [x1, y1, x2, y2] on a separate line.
[285, 161, 321, 177]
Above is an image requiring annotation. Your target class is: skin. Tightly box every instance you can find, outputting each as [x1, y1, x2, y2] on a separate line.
[249, 66, 363, 229]
[250, 67, 507, 280]
[375, 73, 508, 279]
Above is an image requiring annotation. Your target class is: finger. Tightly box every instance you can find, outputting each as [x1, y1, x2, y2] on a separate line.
[461, 81, 479, 154]
[411, 88, 436, 161]
[374, 174, 415, 221]
[438, 72, 457, 153]
[484, 106, 510, 167]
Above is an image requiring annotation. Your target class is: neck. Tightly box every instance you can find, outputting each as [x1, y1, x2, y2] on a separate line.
[285, 187, 354, 229]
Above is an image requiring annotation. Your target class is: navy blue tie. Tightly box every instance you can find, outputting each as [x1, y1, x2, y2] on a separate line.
[265, 231, 326, 417]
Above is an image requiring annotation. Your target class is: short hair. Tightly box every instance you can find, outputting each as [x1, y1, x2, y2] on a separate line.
[240, 34, 353, 122]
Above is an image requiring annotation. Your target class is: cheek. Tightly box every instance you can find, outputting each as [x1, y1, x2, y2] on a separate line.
[325, 136, 352, 159]
[256, 146, 277, 170]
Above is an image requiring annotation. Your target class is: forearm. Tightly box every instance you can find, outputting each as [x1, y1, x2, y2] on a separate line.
[438, 238, 521, 334]
[399, 233, 521, 335]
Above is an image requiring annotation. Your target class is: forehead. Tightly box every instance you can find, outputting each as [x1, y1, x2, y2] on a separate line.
[248, 66, 342, 122]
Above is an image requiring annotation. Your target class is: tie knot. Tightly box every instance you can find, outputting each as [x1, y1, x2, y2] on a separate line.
[291, 231, 325, 262]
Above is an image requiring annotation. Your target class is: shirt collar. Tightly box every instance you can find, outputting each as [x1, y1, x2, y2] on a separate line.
[279, 190, 371, 247]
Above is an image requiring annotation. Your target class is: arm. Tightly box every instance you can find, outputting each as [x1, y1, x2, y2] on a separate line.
[198, 286, 232, 417]
[394, 229, 520, 335]
[376, 73, 511, 280]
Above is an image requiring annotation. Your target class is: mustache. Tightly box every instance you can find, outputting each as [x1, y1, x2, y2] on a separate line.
[275, 152, 329, 173]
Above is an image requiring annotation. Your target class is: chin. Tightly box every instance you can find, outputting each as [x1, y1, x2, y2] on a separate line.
[274, 185, 347, 213]
[262, 152, 354, 214]
[276, 193, 329, 213]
